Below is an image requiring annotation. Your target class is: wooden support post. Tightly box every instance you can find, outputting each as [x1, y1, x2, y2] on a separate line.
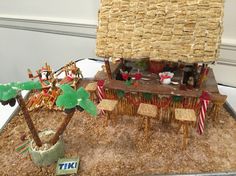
[176, 123, 182, 134]
[16, 94, 42, 147]
[104, 58, 112, 80]
[183, 122, 189, 150]
[106, 112, 110, 127]
[144, 117, 150, 139]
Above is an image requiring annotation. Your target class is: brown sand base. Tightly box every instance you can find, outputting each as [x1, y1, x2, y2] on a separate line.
[0, 108, 236, 176]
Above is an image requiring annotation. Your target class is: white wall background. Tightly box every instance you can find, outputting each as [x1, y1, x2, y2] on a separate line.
[0, 0, 235, 86]
[221, 0, 236, 42]
[0, 0, 99, 23]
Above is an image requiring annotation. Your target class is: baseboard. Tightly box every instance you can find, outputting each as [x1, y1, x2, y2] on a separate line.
[0, 15, 97, 38]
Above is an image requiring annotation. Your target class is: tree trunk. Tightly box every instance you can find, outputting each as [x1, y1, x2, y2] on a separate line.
[16, 94, 42, 147]
[50, 109, 75, 145]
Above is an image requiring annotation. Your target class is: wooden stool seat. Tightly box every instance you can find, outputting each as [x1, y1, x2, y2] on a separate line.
[210, 94, 227, 122]
[85, 82, 98, 102]
[175, 109, 196, 122]
[97, 99, 118, 112]
[175, 108, 196, 149]
[85, 82, 97, 92]
[137, 103, 157, 139]
[137, 103, 157, 117]
[97, 99, 118, 126]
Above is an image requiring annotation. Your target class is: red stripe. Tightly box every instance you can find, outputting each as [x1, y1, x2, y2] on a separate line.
[197, 99, 209, 135]
[97, 85, 105, 115]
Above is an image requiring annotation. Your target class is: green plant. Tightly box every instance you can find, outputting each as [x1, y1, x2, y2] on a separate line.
[56, 84, 97, 116]
[0, 82, 97, 147]
[135, 59, 148, 70]
[0, 81, 43, 146]
[50, 84, 97, 144]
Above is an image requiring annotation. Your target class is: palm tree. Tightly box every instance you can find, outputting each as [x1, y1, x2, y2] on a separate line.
[50, 84, 97, 145]
[0, 82, 97, 147]
[0, 81, 43, 147]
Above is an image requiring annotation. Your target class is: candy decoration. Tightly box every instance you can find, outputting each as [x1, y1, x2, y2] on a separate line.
[121, 72, 129, 81]
[97, 80, 105, 115]
[143, 93, 152, 101]
[134, 72, 142, 80]
[197, 91, 211, 135]
[116, 90, 125, 98]
[16, 140, 30, 157]
[159, 72, 174, 84]
[125, 79, 132, 86]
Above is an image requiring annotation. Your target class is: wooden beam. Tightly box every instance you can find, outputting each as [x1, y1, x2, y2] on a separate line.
[104, 58, 112, 79]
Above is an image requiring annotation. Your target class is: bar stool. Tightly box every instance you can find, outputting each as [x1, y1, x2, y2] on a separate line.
[175, 108, 196, 149]
[85, 82, 98, 102]
[210, 94, 227, 123]
[97, 99, 118, 126]
[137, 103, 157, 139]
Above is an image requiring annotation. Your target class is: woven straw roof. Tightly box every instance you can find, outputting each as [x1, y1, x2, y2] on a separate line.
[96, 0, 224, 63]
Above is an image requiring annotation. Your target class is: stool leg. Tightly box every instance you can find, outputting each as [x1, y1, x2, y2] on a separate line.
[91, 92, 94, 102]
[176, 122, 182, 134]
[183, 123, 189, 150]
[148, 117, 151, 130]
[144, 117, 149, 140]
[208, 104, 215, 116]
[215, 105, 220, 122]
[111, 112, 116, 127]
[138, 116, 144, 130]
[212, 105, 217, 122]
[93, 92, 99, 103]
[105, 112, 110, 127]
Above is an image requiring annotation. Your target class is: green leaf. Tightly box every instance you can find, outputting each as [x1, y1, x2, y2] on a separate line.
[77, 87, 89, 100]
[8, 82, 19, 88]
[0, 84, 18, 101]
[0, 85, 7, 99]
[16, 81, 42, 90]
[56, 93, 78, 109]
[78, 99, 97, 116]
[56, 84, 78, 109]
[60, 84, 76, 94]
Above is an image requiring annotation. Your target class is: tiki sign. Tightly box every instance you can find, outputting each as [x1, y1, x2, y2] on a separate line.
[56, 158, 80, 175]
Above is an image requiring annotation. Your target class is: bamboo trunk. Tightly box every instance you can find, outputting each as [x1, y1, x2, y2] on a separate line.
[16, 94, 42, 147]
[50, 109, 75, 145]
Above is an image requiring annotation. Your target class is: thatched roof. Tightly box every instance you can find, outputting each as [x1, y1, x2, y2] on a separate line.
[96, 0, 224, 63]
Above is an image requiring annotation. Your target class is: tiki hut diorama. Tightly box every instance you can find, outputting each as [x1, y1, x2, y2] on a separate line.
[95, 0, 227, 144]
[1, 1, 235, 174]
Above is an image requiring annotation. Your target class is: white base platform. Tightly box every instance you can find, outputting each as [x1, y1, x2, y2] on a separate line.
[0, 90, 28, 132]
[218, 85, 236, 116]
